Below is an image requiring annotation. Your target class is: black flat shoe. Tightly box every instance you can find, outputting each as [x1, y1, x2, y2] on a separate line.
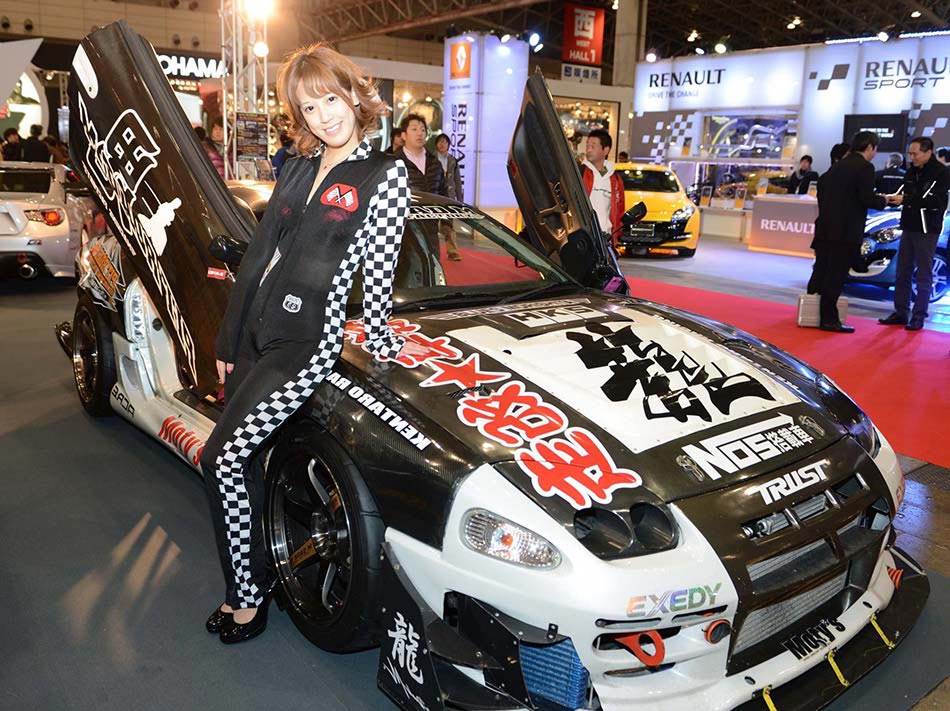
[878, 312, 908, 325]
[219, 602, 269, 645]
[205, 607, 233, 634]
[819, 323, 855, 333]
[906, 319, 925, 331]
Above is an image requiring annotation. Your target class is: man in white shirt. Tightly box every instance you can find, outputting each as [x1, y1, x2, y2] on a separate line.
[581, 129, 624, 246]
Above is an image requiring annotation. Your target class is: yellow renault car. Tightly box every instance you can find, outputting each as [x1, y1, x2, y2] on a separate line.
[614, 162, 700, 257]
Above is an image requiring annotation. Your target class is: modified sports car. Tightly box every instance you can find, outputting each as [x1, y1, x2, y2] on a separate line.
[613, 162, 699, 258]
[58, 22, 927, 711]
[848, 206, 949, 304]
[0, 161, 105, 280]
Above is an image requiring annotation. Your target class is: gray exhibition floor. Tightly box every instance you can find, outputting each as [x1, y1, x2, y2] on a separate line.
[1, 278, 948, 710]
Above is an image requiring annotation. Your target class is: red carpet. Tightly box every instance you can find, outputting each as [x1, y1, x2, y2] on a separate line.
[627, 278, 950, 467]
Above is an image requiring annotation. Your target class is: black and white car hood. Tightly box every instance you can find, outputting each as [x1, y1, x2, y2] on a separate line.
[340, 291, 851, 520]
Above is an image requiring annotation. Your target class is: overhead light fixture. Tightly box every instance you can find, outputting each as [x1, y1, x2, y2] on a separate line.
[627, 111, 634, 119]
[645, 50, 658, 63]
[528, 32, 541, 47]
[696, 47, 705, 55]
[402, 91, 412, 102]
[533, 42, 544, 53]
[825, 35, 885, 44]
[714, 41, 727, 54]
[793, 16, 801, 26]
[612, 0, 619, 9]
[687, 29, 699, 42]
[252, 40, 269, 57]
[787, 22, 796, 30]
[877, 31, 889, 42]
[911, 10, 921, 18]
[500, 33, 510, 43]
[900, 29, 950, 38]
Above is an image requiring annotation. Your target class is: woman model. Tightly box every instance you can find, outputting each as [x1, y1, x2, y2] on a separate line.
[200, 44, 426, 644]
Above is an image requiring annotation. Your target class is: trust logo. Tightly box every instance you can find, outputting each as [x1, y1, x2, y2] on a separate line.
[810, 64, 850, 91]
[321, 183, 359, 212]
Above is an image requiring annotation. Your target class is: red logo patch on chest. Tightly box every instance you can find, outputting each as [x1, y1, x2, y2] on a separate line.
[320, 183, 359, 212]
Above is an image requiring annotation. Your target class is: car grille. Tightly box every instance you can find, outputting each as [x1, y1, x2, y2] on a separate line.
[732, 570, 848, 655]
[621, 220, 688, 244]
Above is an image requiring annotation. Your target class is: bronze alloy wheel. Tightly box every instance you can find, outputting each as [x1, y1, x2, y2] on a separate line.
[270, 451, 355, 624]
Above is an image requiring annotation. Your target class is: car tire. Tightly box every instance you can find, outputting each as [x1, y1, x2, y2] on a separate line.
[71, 292, 116, 417]
[929, 250, 948, 303]
[266, 422, 385, 653]
[679, 247, 696, 258]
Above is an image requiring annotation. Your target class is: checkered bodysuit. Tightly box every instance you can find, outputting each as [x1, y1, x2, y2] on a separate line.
[200, 139, 410, 609]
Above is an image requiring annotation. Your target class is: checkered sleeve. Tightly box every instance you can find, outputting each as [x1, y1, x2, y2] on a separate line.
[361, 160, 410, 360]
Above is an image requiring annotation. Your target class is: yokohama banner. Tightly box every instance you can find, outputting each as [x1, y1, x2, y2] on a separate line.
[562, 3, 605, 66]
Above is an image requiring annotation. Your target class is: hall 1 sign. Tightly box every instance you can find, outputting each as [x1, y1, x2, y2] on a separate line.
[562, 3, 605, 66]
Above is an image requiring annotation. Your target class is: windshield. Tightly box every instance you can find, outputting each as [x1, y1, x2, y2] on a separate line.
[347, 203, 577, 314]
[618, 168, 680, 193]
[0, 170, 52, 194]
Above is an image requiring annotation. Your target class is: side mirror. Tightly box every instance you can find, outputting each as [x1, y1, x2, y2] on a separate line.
[209, 234, 247, 267]
[622, 202, 647, 226]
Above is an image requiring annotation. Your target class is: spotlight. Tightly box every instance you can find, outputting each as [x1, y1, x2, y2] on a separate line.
[425, 95, 432, 102]
[877, 31, 889, 42]
[714, 41, 728, 54]
[172, 34, 181, 46]
[793, 16, 801, 26]
[627, 111, 634, 119]
[911, 10, 921, 18]
[533, 42, 544, 53]
[252, 40, 269, 58]
[787, 22, 796, 30]
[191, 35, 200, 48]
[696, 47, 705, 55]
[611, 0, 618, 9]
[528, 32, 540, 47]
[24, 18, 34, 32]
[500, 33, 510, 43]
[687, 30, 699, 42]
[645, 50, 658, 63]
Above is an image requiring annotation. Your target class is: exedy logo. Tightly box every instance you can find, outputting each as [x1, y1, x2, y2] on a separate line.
[782, 617, 845, 661]
[321, 183, 358, 212]
[626, 583, 722, 618]
[810, 64, 850, 91]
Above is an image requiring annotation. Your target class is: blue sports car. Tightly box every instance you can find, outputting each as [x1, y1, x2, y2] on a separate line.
[848, 207, 949, 303]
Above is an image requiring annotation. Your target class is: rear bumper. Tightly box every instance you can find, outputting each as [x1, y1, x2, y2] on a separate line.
[0, 224, 75, 277]
[0, 251, 51, 278]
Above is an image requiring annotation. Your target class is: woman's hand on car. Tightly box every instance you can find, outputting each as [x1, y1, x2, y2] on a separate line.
[216, 360, 234, 383]
[397, 340, 430, 360]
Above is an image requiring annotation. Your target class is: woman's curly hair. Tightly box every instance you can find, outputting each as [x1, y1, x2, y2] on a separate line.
[276, 43, 389, 156]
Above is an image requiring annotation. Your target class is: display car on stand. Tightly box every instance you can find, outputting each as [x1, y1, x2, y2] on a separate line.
[614, 162, 700, 258]
[848, 206, 949, 304]
[57, 21, 928, 711]
[0, 161, 104, 281]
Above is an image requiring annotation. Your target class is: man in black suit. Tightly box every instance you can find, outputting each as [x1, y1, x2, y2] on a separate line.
[393, 113, 449, 256]
[808, 131, 887, 332]
[788, 155, 819, 195]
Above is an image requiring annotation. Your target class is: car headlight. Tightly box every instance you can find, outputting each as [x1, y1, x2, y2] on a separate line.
[860, 238, 875, 257]
[872, 227, 901, 243]
[461, 509, 561, 569]
[671, 205, 695, 222]
[817, 376, 880, 457]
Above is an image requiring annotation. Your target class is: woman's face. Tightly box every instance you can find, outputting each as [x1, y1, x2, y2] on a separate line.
[296, 83, 359, 149]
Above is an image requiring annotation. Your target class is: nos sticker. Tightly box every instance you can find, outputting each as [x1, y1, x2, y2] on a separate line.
[283, 294, 302, 313]
[321, 183, 359, 212]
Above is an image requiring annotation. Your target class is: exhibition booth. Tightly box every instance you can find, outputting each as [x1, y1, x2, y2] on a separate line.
[631, 33, 950, 254]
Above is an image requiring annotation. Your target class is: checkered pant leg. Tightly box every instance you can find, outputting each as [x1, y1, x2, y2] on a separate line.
[207, 158, 410, 608]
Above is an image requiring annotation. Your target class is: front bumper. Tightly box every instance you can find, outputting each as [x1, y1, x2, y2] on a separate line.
[379, 466, 929, 711]
[617, 219, 697, 256]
